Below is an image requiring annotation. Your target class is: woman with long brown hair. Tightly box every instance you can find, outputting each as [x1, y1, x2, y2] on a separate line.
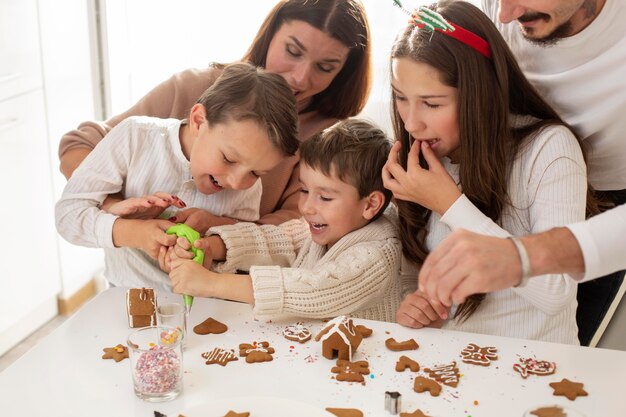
[383, 1, 592, 344]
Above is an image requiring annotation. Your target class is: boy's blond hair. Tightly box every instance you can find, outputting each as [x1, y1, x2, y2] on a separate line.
[299, 119, 392, 220]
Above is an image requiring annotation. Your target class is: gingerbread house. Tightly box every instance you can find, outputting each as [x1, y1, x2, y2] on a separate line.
[315, 316, 363, 361]
[126, 288, 157, 328]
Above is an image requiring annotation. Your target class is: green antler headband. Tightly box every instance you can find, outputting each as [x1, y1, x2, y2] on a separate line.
[393, 1, 492, 60]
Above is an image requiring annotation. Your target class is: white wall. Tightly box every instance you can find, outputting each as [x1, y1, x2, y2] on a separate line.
[38, 0, 104, 298]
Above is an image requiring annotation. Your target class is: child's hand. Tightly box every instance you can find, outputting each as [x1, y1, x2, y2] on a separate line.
[158, 235, 214, 272]
[169, 258, 212, 298]
[106, 192, 186, 219]
[131, 219, 178, 259]
[382, 141, 461, 216]
[396, 289, 450, 329]
[174, 208, 224, 234]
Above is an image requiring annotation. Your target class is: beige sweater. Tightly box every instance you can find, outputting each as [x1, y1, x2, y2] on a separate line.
[58, 66, 338, 225]
[209, 215, 405, 322]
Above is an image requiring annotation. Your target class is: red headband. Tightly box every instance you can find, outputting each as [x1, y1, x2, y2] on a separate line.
[410, 7, 492, 60]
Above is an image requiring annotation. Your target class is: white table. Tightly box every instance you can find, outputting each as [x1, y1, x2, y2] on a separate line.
[1, 287, 625, 417]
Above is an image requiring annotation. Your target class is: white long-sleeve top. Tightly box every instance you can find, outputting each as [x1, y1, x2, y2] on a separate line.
[427, 125, 587, 344]
[208, 215, 406, 322]
[483, 0, 626, 191]
[55, 116, 261, 291]
[567, 204, 626, 282]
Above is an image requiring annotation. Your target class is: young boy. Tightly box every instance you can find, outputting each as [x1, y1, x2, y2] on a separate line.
[55, 63, 299, 291]
[168, 119, 404, 322]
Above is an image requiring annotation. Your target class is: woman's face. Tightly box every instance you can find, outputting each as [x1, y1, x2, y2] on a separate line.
[391, 57, 461, 163]
[266, 20, 349, 111]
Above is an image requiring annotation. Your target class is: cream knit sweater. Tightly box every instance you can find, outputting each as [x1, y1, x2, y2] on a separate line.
[209, 215, 405, 322]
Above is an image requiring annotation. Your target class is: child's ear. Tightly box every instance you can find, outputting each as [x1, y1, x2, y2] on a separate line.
[189, 103, 208, 135]
[362, 191, 386, 220]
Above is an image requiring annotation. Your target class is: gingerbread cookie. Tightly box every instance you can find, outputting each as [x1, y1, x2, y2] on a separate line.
[193, 317, 228, 335]
[331, 359, 370, 383]
[401, 409, 431, 417]
[385, 337, 419, 351]
[223, 412, 250, 417]
[413, 376, 441, 397]
[283, 322, 312, 343]
[461, 343, 498, 366]
[529, 406, 566, 417]
[395, 355, 420, 372]
[325, 408, 363, 417]
[549, 378, 588, 401]
[239, 341, 275, 363]
[424, 361, 460, 387]
[102, 344, 129, 362]
[355, 324, 373, 338]
[201, 348, 238, 366]
[513, 357, 556, 379]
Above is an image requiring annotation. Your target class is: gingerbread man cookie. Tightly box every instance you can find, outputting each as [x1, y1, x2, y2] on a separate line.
[325, 408, 363, 417]
[239, 341, 275, 363]
[513, 357, 556, 379]
[385, 337, 419, 351]
[549, 378, 588, 401]
[283, 322, 312, 343]
[193, 317, 228, 335]
[102, 344, 129, 362]
[331, 359, 370, 383]
[424, 361, 460, 387]
[413, 376, 441, 397]
[395, 355, 420, 372]
[201, 348, 238, 366]
[461, 343, 498, 366]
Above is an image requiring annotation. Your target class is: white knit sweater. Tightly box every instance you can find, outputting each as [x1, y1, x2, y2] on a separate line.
[209, 215, 405, 322]
[426, 125, 587, 344]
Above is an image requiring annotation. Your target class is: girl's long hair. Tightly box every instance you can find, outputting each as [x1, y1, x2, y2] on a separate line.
[391, 1, 597, 321]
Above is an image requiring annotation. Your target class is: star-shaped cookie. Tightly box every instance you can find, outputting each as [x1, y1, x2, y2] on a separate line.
[102, 344, 129, 362]
[549, 378, 588, 401]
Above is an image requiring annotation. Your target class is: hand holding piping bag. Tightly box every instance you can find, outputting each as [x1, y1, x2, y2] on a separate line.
[165, 223, 205, 314]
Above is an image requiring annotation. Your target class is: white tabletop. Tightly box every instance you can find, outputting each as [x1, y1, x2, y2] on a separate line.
[1, 287, 625, 417]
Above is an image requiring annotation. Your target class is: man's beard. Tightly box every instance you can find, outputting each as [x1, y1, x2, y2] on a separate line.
[518, 13, 573, 46]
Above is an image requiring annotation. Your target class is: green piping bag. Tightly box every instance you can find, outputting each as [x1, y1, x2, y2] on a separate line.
[166, 223, 205, 313]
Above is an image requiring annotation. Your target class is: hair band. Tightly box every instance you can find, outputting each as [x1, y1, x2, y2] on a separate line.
[393, 1, 492, 60]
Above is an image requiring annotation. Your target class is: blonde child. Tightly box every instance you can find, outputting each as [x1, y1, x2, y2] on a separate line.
[55, 63, 299, 291]
[383, 2, 593, 344]
[168, 119, 404, 322]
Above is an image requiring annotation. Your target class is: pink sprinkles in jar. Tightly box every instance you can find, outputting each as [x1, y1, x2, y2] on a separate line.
[133, 345, 181, 393]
